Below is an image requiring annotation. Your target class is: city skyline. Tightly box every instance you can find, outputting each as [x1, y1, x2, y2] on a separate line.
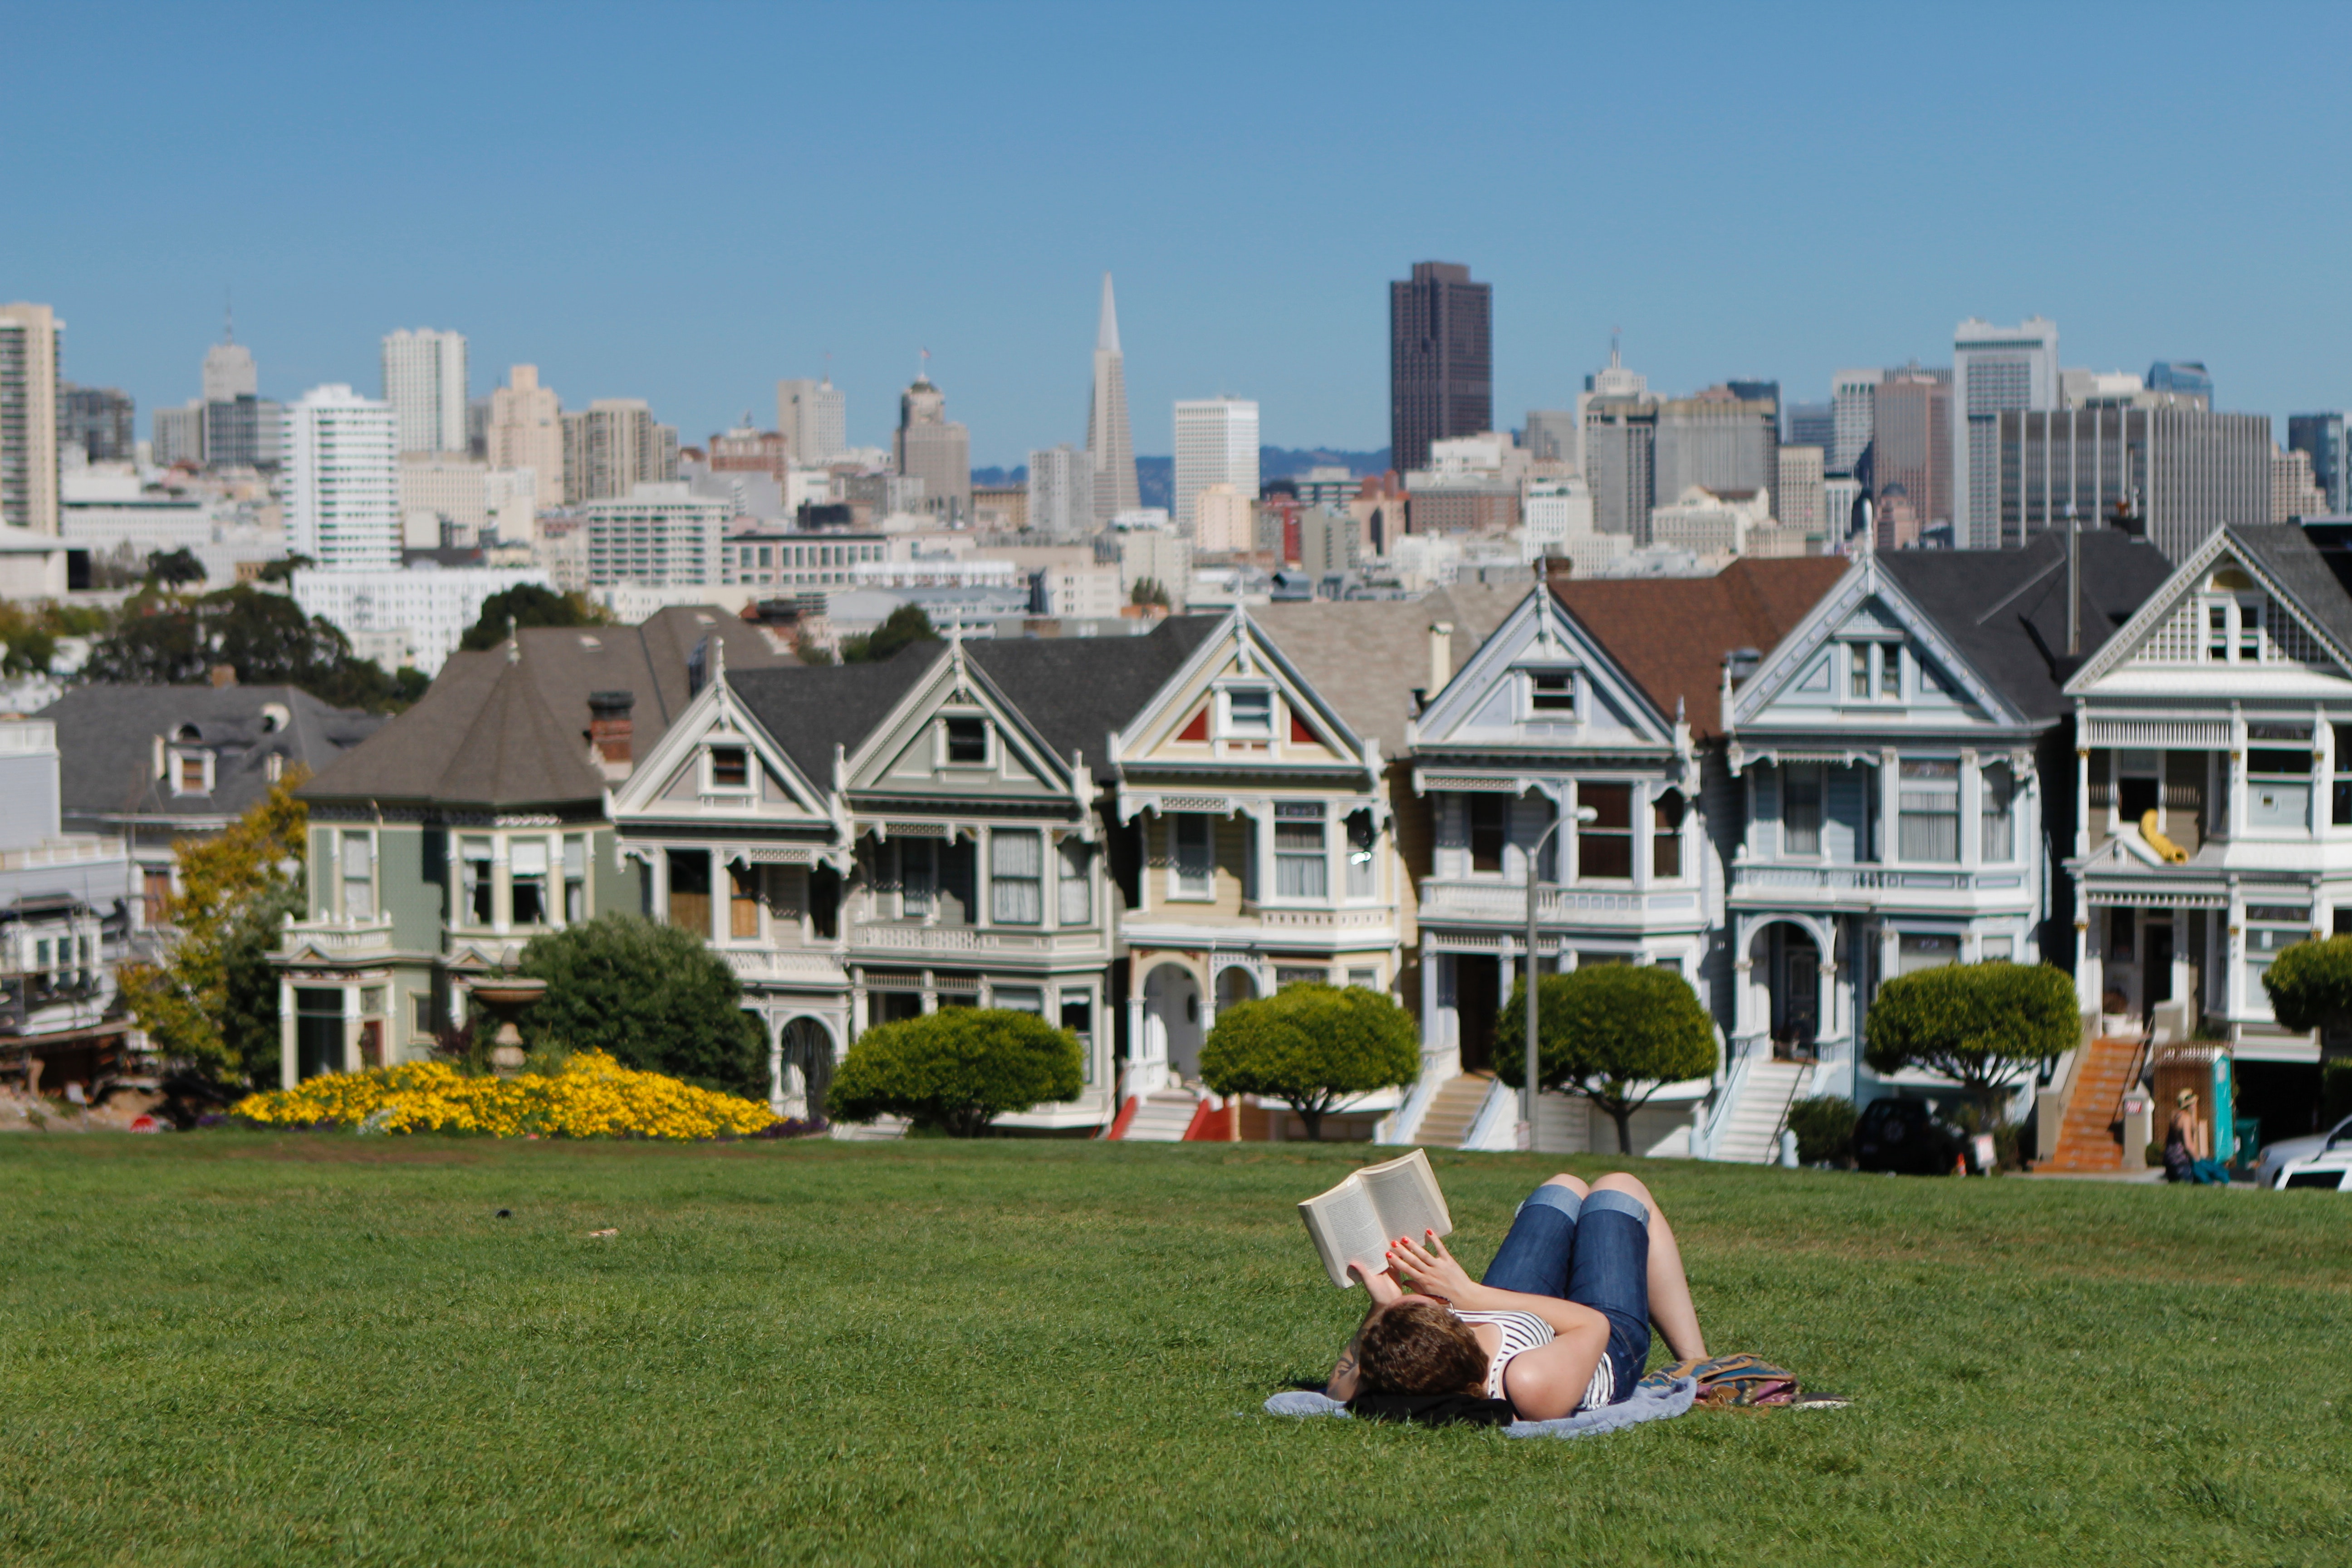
[8, 3, 2352, 465]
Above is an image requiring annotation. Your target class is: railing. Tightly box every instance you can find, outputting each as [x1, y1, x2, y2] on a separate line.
[1694, 1034, 1760, 1161]
[1417, 879, 1690, 923]
[0, 835, 127, 872]
[281, 916, 397, 952]
[850, 924, 1103, 956]
[1731, 864, 2027, 894]
[1377, 1055, 1451, 1146]
[1256, 906, 1394, 931]
[722, 948, 848, 983]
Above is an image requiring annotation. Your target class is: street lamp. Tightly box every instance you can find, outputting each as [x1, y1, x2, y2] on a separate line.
[1519, 800, 1596, 1151]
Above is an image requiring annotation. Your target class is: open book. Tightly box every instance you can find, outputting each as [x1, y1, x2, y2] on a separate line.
[1297, 1149, 1454, 1289]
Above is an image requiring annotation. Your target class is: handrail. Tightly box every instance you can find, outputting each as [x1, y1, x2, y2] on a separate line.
[1764, 1059, 1816, 1162]
[1696, 1033, 1758, 1160]
[1378, 1057, 1449, 1146]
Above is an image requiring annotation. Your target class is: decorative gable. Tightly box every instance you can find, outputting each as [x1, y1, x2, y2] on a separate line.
[2113, 563, 2338, 674]
[1118, 610, 1367, 770]
[612, 676, 828, 822]
[1730, 561, 2017, 736]
[1412, 588, 1674, 752]
[847, 644, 1072, 801]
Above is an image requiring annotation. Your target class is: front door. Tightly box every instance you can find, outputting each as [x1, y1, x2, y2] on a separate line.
[294, 988, 344, 1080]
[1455, 955, 1497, 1073]
[1774, 929, 1820, 1055]
[2146, 920, 2175, 1010]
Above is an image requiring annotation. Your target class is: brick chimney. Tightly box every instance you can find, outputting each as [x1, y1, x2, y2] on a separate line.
[588, 690, 635, 779]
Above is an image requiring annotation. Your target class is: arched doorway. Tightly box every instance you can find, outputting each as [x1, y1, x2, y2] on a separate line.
[1142, 963, 1204, 1083]
[1215, 965, 1258, 1015]
[1748, 921, 1824, 1058]
[777, 1015, 836, 1120]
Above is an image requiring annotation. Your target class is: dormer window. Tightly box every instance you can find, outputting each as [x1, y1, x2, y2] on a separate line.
[1845, 642, 1902, 703]
[943, 715, 989, 766]
[707, 745, 751, 791]
[1526, 670, 1577, 715]
[1223, 687, 1274, 739]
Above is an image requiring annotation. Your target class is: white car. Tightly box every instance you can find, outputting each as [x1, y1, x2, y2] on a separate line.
[2254, 1112, 2352, 1190]
[2273, 1148, 2352, 1191]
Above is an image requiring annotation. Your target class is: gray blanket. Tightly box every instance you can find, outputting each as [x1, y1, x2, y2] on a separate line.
[1263, 1375, 1696, 1438]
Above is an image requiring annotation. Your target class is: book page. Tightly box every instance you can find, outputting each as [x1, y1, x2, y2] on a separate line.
[1296, 1176, 1388, 1289]
[1359, 1150, 1453, 1249]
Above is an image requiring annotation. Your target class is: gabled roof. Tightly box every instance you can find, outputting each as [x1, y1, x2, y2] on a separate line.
[1872, 530, 2172, 721]
[41, 684, 386, 823]
[726, 644, 946, 787]
[1253, 584, 1523, 751]
[2224, 525, 2352, 658]
[967, 617, 1225, 770]
[1550, 557, 1848, 738]
[300, 606, 787, 809]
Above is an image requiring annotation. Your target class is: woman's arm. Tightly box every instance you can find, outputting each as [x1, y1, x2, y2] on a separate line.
[1323, 1263, 1402, 1401]
[1384, 1232, 1606, 1340]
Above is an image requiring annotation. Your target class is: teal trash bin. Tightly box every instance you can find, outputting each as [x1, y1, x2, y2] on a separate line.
[2233, 1117, 2260, 1169]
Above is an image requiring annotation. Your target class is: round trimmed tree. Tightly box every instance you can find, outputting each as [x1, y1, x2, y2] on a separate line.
[1198, 983, 1419, 1141]
[1862, 960, 2075, 1120]
[517, 914, 764, 1097]
[1496, 965, 1716, 1155]
[2262, 935, 2352, 1035]
[829, 1008, 1083, 1136]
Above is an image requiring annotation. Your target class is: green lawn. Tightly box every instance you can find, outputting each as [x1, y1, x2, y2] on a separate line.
[0, 1136, 2345, 1567]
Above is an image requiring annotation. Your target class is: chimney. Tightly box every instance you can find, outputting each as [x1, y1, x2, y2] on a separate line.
[1428, 622, 1455, 696]
[207, 664, 237, 688]
[588, 690, 635, 779]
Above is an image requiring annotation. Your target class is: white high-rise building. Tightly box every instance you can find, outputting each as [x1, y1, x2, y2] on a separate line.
[202, 341, 257, 403]
[1952, 317, 2058, 549]
[1776, 445, 1826, 537]
[0, 303, 62, 535]
[1828, 368, 1882, 477]
[486, 364, 564, 509]
[282, 384, 400, 568]
[1193, 483, 1252, 554]
[381, 328, 469, 454]
[1087, 274, 1139, 524]
[777, 377, 847, 465]
[579, 483, 728, 588]
[1026, 444, 1093, 539]
[1172, 397, 1259, 534]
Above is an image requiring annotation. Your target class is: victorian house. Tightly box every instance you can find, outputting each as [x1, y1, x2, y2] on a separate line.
[271, 608, 785, 1085]
[1720, 532, 2170, 1147]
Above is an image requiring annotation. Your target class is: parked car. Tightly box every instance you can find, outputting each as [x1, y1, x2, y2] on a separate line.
[2273, 1149, 2352, 1191]
[1852, 1097, 1966, 1176]
[2253, 1112, 2352, 1191]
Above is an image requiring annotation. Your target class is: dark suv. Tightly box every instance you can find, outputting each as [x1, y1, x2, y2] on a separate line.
[1852, 1097, 1965, 1175]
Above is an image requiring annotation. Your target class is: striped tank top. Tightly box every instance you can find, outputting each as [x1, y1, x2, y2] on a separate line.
[1453, 1308, 1614, 1412]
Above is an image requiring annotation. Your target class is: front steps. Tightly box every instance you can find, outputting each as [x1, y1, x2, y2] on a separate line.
[1714, 1058, 1813, 1163]
[1116, 1089, 1202, 1142]
[2045, 1037, 2142, 1173]
[1413, 1072, 1495, 1149]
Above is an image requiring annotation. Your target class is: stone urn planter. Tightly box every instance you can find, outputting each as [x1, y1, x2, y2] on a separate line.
[465, 977, 549, 1078]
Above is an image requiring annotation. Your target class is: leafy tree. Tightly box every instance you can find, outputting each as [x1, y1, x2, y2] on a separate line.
[829, 1007, 1083, 1136]
[1862, 961, 2076, 1119]
[81, 585, 421, 712]
[839, 603, 938, 665]
[1129, 577, 1171, 608]
[145, 547, 207, 587]
[1497, 965, 1717, 1155]
[516, 915, 764, 1096]
[456, 584, 609, 652]
[2261, 936, 2352, 1036]
[1786, 1094, 1858, 1166]
[1199, 982, 1419, 1140]
[255, 554, 314, 585]
[118, 772, 310, 1084]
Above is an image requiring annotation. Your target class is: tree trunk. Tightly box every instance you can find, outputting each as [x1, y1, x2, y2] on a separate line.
[1610, 1104, 1635, 1156]
[1298, 1104, 1323, 1141]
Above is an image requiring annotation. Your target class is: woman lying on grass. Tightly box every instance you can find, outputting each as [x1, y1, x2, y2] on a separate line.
[1323, 1171, 1706, 1421]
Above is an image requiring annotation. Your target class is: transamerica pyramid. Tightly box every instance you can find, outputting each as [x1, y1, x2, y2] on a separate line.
[1086, 272, 1139, 524]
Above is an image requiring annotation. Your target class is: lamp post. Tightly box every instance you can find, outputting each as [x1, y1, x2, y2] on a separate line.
[1519, 801, 1596, 1151]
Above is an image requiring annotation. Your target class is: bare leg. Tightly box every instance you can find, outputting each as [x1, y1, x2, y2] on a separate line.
[1540, 1172, 1590, 1200]
[1590, 1173, 1705, 1361]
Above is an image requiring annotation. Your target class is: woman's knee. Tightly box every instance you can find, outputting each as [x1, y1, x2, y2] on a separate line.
[1541, 1173, 1590, 1198]
[1591, 1171, 1651, 1203]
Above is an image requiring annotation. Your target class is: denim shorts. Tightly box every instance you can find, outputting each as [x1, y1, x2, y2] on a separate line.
[1478, 1184, 1651, 1402]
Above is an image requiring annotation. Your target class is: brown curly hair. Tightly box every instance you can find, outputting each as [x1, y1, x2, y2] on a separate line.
[1353, 1297, 1489, 1396]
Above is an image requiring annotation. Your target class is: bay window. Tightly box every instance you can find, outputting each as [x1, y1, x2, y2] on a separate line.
[1171, 814, 1214, 898]
[1274, 804, 1328, 898]
[1652, 791, 1685, 878]
[461, 838, 494, 926]
[340, 830, 375, 920]
[1345, 809, 1376, 897]
[1981, 764, 2015, 861]
[1057, 837, 1092, 925]
[1897, 760, 1960, 862]
[1578, 784, 1632, 879]
[510, 838, 549, 926]
[1783, 765, 1823, 855]
[990, 830, 1043, 924]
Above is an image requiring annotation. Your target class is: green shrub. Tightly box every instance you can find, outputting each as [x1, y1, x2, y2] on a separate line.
[1786, 1095, 1857, 1166]
[1496, 965, 1717, 1155]
[517, 915, 764, 1097]
[2324, 1060, 2352, 1128]
[2263, 936, 2352, 1034]
[1863, 962, 2074, 1120]
[1198, 983, 1419, 1141]
[829, 1008, 1082, 1137]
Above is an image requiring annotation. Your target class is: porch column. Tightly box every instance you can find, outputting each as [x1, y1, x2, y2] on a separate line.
[1730, 918, 1755, 1039]
[342, 984, 361, 1073]
[1419, 939, 1442, 1055]
[767, 1014, 785, 1114]
[2075, 915, 2099, 1013]
[1959, 750, 1982, 868]
[278, 972, 296, 1089]
[2170, 904, 2191, 1025]
[2074, 745, 2090, 860]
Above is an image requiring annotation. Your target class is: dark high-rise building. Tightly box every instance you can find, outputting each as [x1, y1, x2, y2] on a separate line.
[60, 384, 135, 462]
[1389, 261, 1491, 473]
[2146, 361, 2213, 406]
[1787, 400, 1835, 452]
[2288, 413, 2348, 514]
[1999, 405, 2270, 560]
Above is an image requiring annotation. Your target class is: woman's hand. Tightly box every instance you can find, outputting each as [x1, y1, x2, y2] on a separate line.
[1348, 1261, 1406, 1307]
[1386, 1230, 1477, 1304]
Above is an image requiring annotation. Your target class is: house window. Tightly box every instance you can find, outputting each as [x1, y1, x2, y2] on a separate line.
[461, 838, 494, 926]
[708, 745, 750, 791]
[1881, 645, 1903, 700]
[1345, 810, 1376, 898]
[1274, 804, 1328, 898]
[898, 839, 937, 919]
[1982, 764, 2015, 861]
[1469, 795, 1507, 874]
[944, 716, 988, 765]
[1848, 645, 1871, 700]
[1653, 791, 1685, 878]
[563, 835, 588, 922]
[1057, 838, 1092, 925]
[510, 838, 549, 926]
[176, 753, 208, 794]
[991, 831, 1044, 925]
[1898, 760, 1960, 862]
[1224, 687, 1274, 738]
[1578, 784, 1632, 879]
[1897, 932, 1960, 975]
[1061, 990, 1095, 1084]
[1171, 814, 1214, 899]
[668, 849, 712, 934]
[411, 993, 434, 1038]
[2247, 748, 2312, 832]
[142, 867, 172, 926]
[2204, 591, 2267, 662]
[1527, 670, 1576, 714]
[993, 986, 1043, 1014]
[1275, 965, 1326, 990]
[2246, 904, 2312, 1004]
[1783, 765, 1823, 855]
[730, 864, 761, 938]
[2335, 725, 2352, 827]
[340, 830, 375, 920]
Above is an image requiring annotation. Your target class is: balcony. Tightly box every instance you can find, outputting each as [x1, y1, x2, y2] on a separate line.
[1728, 861, 2029, 909]
[848, 923, 1107, 961]
[279, 916, 399, 956]
[721, 947, 849, 985]
[1416, 878, 1701, 928]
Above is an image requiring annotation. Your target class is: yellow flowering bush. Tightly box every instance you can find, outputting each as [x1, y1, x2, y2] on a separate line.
[231, 1051, 777, 1140]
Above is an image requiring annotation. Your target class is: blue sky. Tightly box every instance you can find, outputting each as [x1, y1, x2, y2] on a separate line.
[7, 1, 2347, 465]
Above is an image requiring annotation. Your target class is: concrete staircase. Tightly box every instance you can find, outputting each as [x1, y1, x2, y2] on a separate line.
[1412, 1072, 1495, 1149]
[1117, 1089, 1201, 1142]
[2045, 1036, 2142, 1173]
[1714, 1058, 1812, 1164]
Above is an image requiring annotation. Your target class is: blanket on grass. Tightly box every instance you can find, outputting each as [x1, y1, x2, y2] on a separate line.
[1263, 1375, 1696, 1439]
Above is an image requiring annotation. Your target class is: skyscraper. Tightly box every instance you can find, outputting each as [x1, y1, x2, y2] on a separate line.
[203, 336, 256, 403]
[282, 384, 399, 568]
[561, 399, 676, 504]
[2288, 413, 2349, 514]
[1654, 389, 1777, 499]
[1828, 369, 1883, 478]
[1785, 401, 1835, 453]
[895, 373, 971, 521]
[59, 385, 134, 463]
[381, 328, 469, 454]
[487, 365, 565, 509]
[1389, 261, 1491, 473]
[1997, 406, 2269, 559]
[1172, 397, 1259, 534]
[1087, 274, 1139, 524]
[2146, 361, 2214, 406]
[0, 303, 62, 534]
[1524, 409, 1579, 467]
[1872, 371, 1952, 549]
[777, 377, 847, 465]
[1027, 444, 1094, 539]
[1952, 317, 2058, 548]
